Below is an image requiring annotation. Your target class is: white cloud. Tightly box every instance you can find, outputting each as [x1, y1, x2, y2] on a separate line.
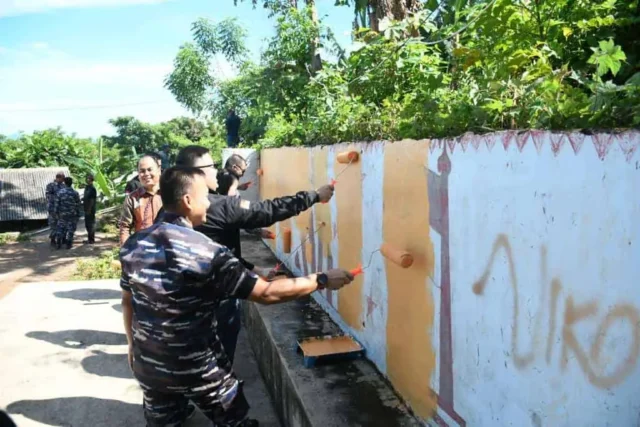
[0, 56, 193, 137]
[31, 42, 49, 49]
[0, 0, 171, 17]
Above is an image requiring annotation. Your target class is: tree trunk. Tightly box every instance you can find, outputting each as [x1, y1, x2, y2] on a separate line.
[306, 0, 322, 73]
[370, 0, 421, 32]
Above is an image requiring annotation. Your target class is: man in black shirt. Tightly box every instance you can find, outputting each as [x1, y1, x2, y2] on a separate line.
[83, 174, 98, 244]
[225, 109, 241, 148]
[167, 145, 334, 363]
[216, 154, 252, 196]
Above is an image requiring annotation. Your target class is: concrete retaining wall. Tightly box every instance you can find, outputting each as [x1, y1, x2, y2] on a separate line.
[256, 130, 640, 426]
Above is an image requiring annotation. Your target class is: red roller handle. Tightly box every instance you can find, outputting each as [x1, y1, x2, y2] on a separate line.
[350, 264, 363, 276]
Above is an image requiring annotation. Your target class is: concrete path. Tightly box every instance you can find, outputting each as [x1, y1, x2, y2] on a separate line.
[0, 279, 281, 427]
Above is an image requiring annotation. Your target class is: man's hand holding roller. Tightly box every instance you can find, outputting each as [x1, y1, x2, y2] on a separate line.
[319, 269, 354, 290]
[248, 268, 354, 304]
[316, 184, 335, 204]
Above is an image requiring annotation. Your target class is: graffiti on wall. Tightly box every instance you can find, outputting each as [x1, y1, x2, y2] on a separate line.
[473, 234, 640, 389]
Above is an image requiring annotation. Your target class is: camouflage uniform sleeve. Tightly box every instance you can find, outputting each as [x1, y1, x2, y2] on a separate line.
[119, 194, 134, 246]
[53, 191, 60, 216]
[45, 183, 54, 205]
[207, 247, 258, 300]
[120, 268, 132, 293]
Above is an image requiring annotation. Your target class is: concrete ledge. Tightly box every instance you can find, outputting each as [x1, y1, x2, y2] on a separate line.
[241, 235, 421, 427]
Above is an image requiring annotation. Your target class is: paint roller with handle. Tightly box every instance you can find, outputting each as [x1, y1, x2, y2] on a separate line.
[350, 243, 414, 276]
[322, 150, 360, 204]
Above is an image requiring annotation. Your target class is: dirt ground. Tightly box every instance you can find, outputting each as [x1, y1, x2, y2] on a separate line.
[0, 222, 117, 300]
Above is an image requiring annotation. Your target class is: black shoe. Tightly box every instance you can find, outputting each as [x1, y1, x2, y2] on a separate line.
[239, 419, 259, 427]
[66, 242, 73, 249]
[82, 240, 95, 244]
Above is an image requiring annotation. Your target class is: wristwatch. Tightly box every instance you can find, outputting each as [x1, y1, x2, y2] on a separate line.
[316, 272, 328, 290]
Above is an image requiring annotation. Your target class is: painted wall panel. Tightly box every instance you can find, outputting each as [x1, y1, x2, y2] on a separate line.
[258, 131, 640, 426]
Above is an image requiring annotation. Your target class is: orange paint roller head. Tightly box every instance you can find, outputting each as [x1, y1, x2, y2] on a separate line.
[282, 228, 292, 253]
[379, 243, 413, 268]
[256, 168, 264, 176]
[336, 151, 359, 164]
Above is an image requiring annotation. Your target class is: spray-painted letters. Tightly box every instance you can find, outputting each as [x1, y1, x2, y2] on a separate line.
[473, 234, 640, 389]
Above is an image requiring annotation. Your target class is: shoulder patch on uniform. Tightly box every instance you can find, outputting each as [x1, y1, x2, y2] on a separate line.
[239, 199, 251, 210]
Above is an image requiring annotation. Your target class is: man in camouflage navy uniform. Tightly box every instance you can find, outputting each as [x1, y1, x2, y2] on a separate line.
[45, 172, 65, 246]
[54, 177, 82, 249]
[120, 166, 353, 426]
[169, 146, 334, 364]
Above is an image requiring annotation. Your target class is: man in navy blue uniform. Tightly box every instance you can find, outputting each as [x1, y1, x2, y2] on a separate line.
[54, 177, 82, 249]
[45, 172, 65, 246]
[168, 146, 334, 364]
[120, 166, 353, 426]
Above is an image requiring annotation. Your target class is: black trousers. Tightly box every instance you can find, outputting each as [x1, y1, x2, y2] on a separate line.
[85, 213, 96, 242]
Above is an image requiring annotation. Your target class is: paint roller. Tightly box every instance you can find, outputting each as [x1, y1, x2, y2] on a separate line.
[322, 150, 360, 202]
[350, 243, 414, 276]
[336, 151, 359, 164]
[272, 222, 327, 274]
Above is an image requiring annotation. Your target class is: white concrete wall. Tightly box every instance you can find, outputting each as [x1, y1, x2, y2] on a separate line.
[436, 131, 640, 427]
[260, 131, 640, 426]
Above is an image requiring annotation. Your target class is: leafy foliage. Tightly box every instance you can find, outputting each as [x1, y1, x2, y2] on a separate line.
[165, 18, 249, 116]
[72, 247, 122, 280]
[0, 129, 98, 177]
[168, 0, 639, 148]
[0, 116, 227, 208]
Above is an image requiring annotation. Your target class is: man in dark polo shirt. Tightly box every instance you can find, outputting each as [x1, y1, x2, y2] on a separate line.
[120, 166, 353, 426]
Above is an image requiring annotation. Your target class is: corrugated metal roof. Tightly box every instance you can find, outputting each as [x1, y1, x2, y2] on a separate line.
[0, 167, 71, 222]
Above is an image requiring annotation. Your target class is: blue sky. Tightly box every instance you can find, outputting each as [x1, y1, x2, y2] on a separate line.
[0, 0, 353, 138]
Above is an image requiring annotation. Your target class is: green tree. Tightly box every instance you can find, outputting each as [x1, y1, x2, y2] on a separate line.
[164, 18, 248, 116]
[166, 0, 640, 148]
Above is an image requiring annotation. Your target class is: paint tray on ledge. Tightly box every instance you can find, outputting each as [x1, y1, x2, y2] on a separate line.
[297, 334, 365, 368]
